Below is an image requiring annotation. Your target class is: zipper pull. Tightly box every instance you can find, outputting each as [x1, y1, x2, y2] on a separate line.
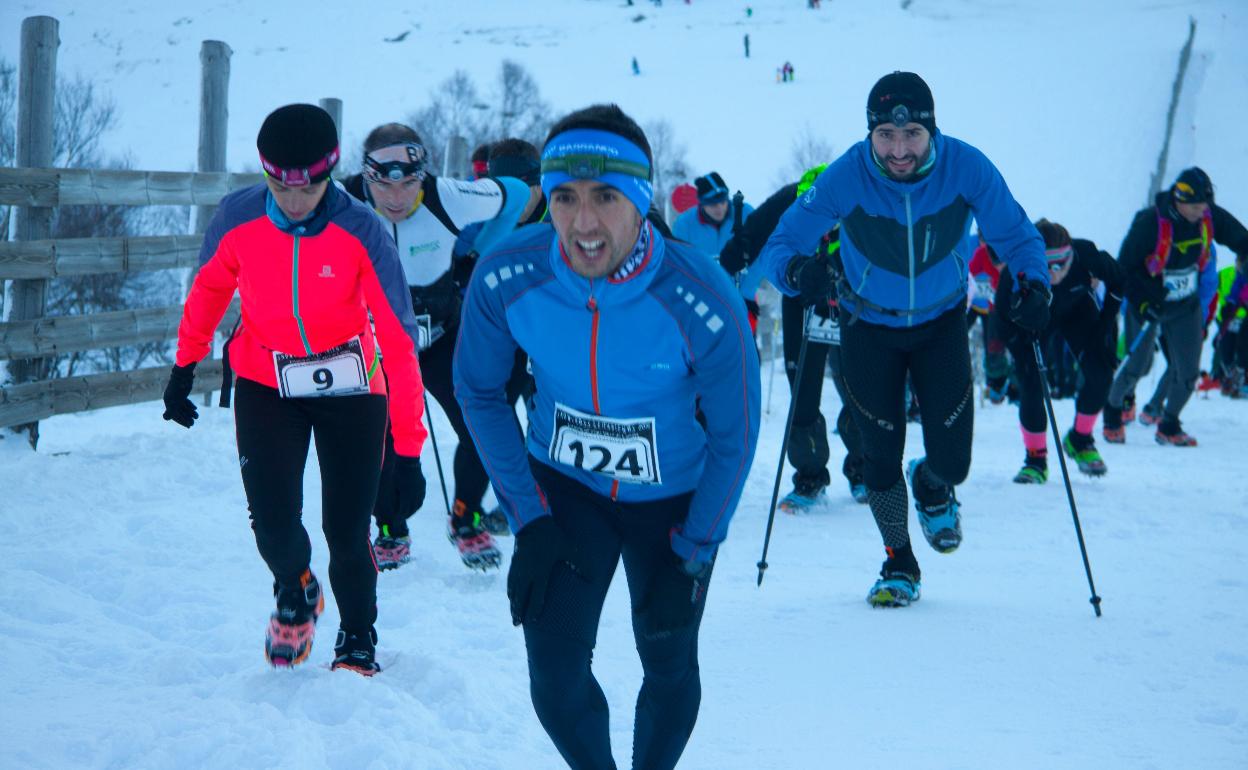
[587, 296, 597, 312]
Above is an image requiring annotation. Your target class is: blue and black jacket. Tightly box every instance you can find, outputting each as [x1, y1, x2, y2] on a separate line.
[759, 132, 1048, 327]
[453, 222, 761, 564]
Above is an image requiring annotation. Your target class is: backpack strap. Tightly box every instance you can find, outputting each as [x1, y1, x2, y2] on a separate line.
[1145, 211, 1172, 276]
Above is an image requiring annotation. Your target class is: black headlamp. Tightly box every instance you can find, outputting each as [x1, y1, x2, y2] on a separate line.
[867, 103, 934, 130]
[363, 143, 428, 183]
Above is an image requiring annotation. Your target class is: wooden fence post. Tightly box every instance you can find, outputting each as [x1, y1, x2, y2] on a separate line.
[443, 135, 469, 180]
[319, 98, 343, 143]
[9, 15, 59, 447]
[194, 41, 232, 237]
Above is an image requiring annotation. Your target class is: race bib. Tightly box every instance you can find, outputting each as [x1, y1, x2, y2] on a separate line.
[549, 402, 661, 485]
[1163, 267, 1197, 300]
[413, 314, 444, 352]
[273, 336, 370, 398]
[805, 306, 840, 345]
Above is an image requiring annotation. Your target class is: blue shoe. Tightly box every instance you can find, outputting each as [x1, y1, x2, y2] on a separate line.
[907, 458, 962, 554]
[867, 570, 920, 607]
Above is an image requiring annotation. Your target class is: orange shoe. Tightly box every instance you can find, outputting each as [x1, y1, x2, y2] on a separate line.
[264, 569, 324, 667]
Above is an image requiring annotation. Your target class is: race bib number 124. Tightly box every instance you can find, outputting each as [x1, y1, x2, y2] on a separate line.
[549, 403, 661, 485]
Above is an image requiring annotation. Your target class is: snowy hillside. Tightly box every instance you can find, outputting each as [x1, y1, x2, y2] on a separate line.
[2, 1, 1247, 769]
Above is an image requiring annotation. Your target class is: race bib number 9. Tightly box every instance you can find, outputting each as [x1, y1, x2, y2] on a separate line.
[549, 403, 661, 485]
[1163, 267, 1197, 301]
[805, 306, 840, 345]
[273, 336, 370, 398]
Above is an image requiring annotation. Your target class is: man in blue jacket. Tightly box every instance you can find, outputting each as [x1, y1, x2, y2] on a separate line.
[454, 104, 761, 770]
[759, 71, 1050, 608]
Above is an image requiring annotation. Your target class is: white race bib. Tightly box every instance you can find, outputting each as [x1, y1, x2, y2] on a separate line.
[805, 306, 840, 345]
[273, 336, 370, 398]
[549, 402, 661, 485]
[1163, 267, 1198, 301]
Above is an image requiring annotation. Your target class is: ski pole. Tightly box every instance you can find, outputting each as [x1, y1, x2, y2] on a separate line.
[423, 392, 453, 517]
[757, 310, 813, 587]
[1032, 338, 1103, 618]
[1113, 318, 1157, 379]
[765, 313, 778, 415]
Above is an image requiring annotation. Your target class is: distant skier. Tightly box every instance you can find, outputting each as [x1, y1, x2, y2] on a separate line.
[455, 104, 760, 770]
[759, 71, 1049, 608]
[632, 56, 641, 75]
[1102, 167, 1248, 446]
[744, 33, 750, 58]
[163, 104, 428, 675]
[995, 219, 1124, 483]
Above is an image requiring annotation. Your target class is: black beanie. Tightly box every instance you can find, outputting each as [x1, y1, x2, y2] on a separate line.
[867, 72, 936, 134]
[694, 171, 729, 203]
[256, 104, 339, 185]
[1171, 167, 1213, 204]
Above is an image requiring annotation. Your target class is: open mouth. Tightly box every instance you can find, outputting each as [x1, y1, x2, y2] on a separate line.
[575, 238, 606, 261]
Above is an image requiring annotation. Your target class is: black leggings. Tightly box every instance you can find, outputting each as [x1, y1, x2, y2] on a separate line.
[524, 462, 708, 770]
[839, 305, 974, 491]
[781, 294, 862, 481]
[1002, 297, 1116, 433]
[234, 377, 387, 634]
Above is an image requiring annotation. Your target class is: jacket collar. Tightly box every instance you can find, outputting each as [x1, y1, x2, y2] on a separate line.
[549, 220, 663, 308]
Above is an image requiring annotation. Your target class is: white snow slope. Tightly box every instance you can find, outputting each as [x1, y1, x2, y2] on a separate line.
[2, 1, 1247, 769]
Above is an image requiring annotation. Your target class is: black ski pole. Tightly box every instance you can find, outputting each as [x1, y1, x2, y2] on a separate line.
[423, 392, 453, 517]
[1032, 338, 1103, 617]
[757, 307, 813, 587]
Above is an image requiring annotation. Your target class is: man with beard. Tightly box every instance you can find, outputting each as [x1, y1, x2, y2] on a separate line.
[758, 71, 1049, 607]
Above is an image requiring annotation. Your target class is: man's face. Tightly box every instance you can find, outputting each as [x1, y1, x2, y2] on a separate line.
[870, 122, 932, 181]
[549, 179, 642, 279]
[1174, 200, 1209, 224]
[265, 177, 328, 222]
[702, 199, 730, 224]
[365, 145, 423, 223]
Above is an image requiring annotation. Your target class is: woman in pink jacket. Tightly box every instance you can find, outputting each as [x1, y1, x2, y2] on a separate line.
[162, 104, 427, 675]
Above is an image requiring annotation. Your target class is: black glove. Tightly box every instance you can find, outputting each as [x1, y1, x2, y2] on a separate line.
[786, 255, 833, 306]
[507, 515, 588, 626]
[393, 454, 426, 518]
[161, 363, 198, 428]
[636, 554, 712, 640]
[1007, 276, 1051, 332]
[718, 235, 751, 276]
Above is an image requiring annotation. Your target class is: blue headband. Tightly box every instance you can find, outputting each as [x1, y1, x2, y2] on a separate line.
[541, 128, 653, 217]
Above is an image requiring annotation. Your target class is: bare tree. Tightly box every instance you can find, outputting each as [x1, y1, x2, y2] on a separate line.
[407, 62, 555, 174]
[408, 70, 489, 173]
[489, 60, 553, 147]
[643, 119, 690, 217]
[774, 123, 836, 189]
[0, 60, 183, 376]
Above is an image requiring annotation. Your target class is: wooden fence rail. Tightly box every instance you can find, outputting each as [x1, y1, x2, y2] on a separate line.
[0, 360, 225, 429]
[0, 167, 263, 207]
[0, 234, 207, 279]
[0, 301, 240, 359]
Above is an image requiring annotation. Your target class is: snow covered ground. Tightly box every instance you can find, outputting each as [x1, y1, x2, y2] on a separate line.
[2, 363, 1246, 769]
[2, 0, 1248, 768]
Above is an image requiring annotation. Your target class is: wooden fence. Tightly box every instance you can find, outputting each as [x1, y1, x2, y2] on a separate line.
[0, 16, 333, 446]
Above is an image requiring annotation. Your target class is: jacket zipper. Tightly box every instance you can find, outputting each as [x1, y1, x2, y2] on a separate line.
[291, 234, 313, 354]
[586, 290, 619, 500]
[904, 193, 916, 327]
